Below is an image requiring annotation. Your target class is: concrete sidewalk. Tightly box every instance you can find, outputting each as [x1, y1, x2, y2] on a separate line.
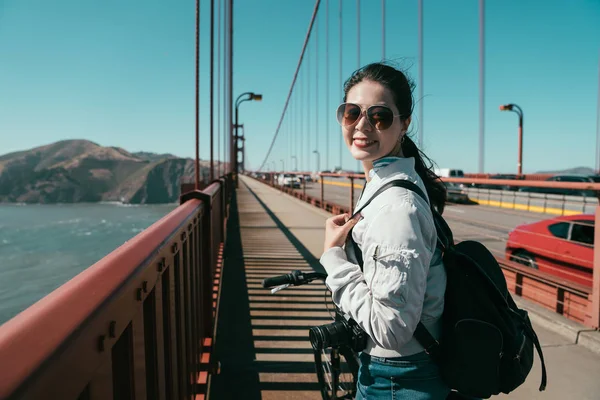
[238, 175, 600, 400]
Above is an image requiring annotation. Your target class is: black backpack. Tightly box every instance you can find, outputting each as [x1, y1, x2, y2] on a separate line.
[349, 179, 547, 399]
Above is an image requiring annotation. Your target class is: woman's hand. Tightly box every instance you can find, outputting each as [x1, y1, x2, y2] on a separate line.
[324, 213, 362, 252]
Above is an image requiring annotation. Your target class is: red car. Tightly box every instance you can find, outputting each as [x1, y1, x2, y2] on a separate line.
[505, 214, 594, 287]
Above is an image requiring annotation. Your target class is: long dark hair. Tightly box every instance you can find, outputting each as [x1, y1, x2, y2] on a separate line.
[343, 62, 447, 213]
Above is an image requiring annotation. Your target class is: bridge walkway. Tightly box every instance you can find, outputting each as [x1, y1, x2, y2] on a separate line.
[209, 175, 600, 400]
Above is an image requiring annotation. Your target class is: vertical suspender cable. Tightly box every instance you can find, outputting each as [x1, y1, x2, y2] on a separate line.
[356, 0, 360, 68]
[292, 91, 295, 170]
[223, 0, 228, 174]
[356, 0, 361, 172]
[326, 0, 329, 171]
[295, 92, 298, 170]
[210, 0, 215, 180]
[315, 15, 319, 172]
[195, 0, 200, 189]
[596, 49, 600, 174]
[478, 0, 485, 173]
[229, 0, 234, 174]
[418, 0, 424, 149]
[382, 0, 385, 60]
[217, 0, 221, 177]
[307, 41, 311, 171]
[339, 0, 342, 170]
[300, 65, 304, 172]
[290, 95, 291, 172]
[223, 0, 228, 172]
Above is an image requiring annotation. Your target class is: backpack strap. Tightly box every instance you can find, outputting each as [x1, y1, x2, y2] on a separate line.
[346, 178, 446, 357]
[508, 295, 548, 391]
[348, 179, 428, 268]
[349, 179, 452, 264]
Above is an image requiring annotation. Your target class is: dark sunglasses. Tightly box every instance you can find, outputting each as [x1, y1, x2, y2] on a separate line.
[336, 103, 401, 131]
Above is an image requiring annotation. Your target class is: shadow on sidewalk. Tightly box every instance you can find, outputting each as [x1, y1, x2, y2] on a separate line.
[209, 181, 331, 399]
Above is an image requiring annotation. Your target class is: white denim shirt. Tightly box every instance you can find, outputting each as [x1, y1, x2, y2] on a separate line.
[319, 157, 447, 358]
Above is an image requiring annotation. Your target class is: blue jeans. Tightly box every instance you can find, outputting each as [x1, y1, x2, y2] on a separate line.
[356, 351, 451, 400]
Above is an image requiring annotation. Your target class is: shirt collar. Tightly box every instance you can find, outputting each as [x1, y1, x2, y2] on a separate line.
[368, 156, 415, 180]
[356, 156, 417, 212]
[369, 156, 402, 179]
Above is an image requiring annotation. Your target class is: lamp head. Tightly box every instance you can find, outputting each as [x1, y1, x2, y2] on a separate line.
[251, 93, 263, 101]
[499, 104, 514, 111]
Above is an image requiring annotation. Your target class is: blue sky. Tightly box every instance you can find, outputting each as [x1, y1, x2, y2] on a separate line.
[0, 0, 599, 174]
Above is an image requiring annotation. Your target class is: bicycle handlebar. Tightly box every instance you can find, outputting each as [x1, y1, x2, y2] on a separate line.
[262, 270, 327, 289]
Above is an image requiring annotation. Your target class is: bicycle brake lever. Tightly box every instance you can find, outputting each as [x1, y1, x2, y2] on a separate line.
[271, 284, 290, 294]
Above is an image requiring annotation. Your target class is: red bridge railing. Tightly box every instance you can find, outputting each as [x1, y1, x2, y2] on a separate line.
[0, 174, 233, 400]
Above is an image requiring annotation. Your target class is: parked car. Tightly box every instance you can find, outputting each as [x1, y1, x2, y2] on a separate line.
[444, 182, 470, 203]
[505, 214, 593, 287]
[277, 173, 301, 188]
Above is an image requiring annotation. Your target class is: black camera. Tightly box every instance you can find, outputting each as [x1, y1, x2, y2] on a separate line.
[309, 317, 368, 352]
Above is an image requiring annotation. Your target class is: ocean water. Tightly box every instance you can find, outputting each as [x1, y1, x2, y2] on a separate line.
[0, 203, 178, 325]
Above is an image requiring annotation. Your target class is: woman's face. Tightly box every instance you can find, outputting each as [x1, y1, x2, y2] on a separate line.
[340, 80, 407, 162]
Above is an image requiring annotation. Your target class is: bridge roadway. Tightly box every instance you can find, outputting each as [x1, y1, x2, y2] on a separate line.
[299, 177, 596, 217]
[292, 180, 557, 263]
[209, 175, 600, 399]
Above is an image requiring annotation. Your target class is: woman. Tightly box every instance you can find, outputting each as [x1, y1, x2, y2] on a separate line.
[319, 62, 449, 399]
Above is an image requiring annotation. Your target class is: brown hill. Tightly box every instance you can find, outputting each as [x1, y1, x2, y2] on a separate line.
[0, 140, 213, 204]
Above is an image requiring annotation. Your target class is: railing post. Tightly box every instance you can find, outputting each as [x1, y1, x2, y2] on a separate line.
[349, 177, 355, 212]
[587, 205, 600, 328]
[303, 176, 306, 198]
[320, 175, 324, 208]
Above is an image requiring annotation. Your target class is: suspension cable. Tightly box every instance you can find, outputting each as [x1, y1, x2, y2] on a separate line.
[228, 0, 233, 173]
[223, 0, 228, 175]
[210, 0, 215, 180]
[195, 0, 200, 189]
[300, 64, 304, 172]
[382, 0, 385, 60]
[356, 0, 361, 173]
[307, 39, 311, 171]
[257, 0, 321, 171]
[217, 0, 221, 177]
[338, 0, 342, 170]
[418, 0, 424, 148]
[325, 0, 329, 171]
[315, 14, 319, 172]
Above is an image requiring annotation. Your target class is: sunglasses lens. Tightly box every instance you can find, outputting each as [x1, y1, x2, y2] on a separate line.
[337, 103, 361, 126]
[367, 106, 394, 130]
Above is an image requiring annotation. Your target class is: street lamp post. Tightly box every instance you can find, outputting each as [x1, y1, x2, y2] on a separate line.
[313, 150, 320, 173]
[280, 159, 285, 172]
[234, 92, 262, 180]
[291, 155, 298, 171]
[499, 103, 524, 176]
[238, 124, 246, 172]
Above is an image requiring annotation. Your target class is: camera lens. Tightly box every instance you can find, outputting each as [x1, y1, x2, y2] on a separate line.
[309, 320, 351, 350]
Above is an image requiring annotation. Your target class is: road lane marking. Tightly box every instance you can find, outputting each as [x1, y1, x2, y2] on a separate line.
[469, 197, 582, 216]
[320, 179, 364, 189]
[320, 179, 589, 216]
